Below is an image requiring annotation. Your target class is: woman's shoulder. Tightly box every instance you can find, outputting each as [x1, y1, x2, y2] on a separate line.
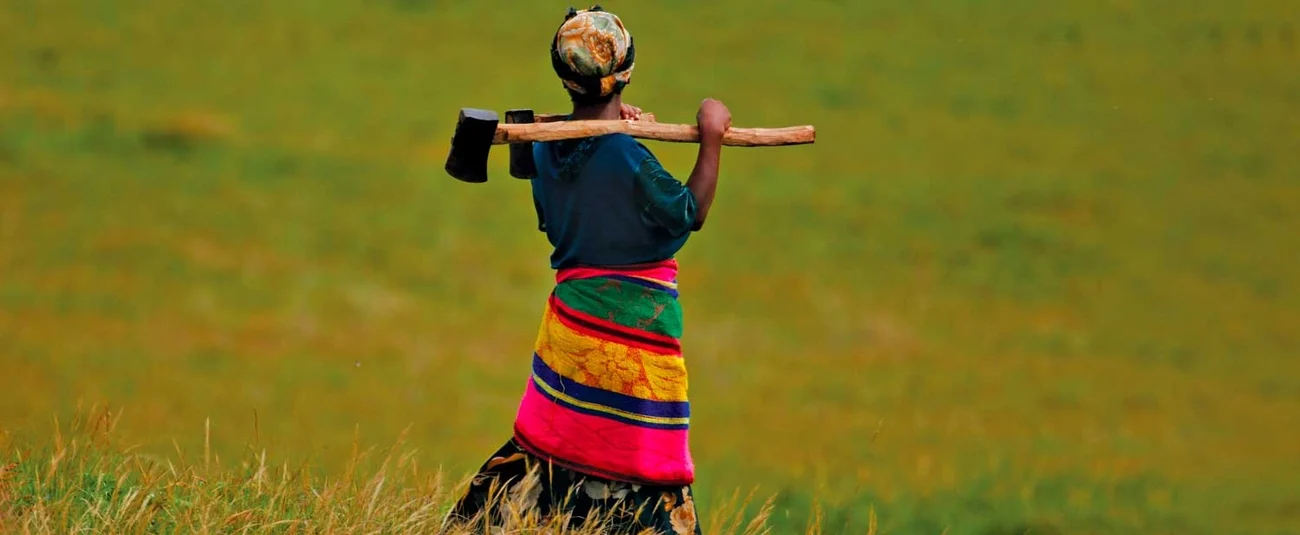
[594, 132, 649, 152]
[532, 134, 657, 181]
[594, 134, 658, 168]
[534, 133, 647, 158]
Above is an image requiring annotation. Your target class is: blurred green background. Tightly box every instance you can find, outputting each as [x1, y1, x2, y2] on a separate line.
[2, 0, 1298, 533]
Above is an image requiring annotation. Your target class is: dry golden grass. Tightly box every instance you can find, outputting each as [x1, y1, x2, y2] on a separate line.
[0, 406, 864, 535]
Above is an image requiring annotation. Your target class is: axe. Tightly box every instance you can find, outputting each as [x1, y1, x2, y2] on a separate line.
[444, 108, 816, 183]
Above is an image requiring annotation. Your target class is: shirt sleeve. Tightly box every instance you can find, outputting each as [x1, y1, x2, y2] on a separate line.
[633, 152, 701, 237]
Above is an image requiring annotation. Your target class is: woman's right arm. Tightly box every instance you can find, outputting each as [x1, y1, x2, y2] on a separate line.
[685, 98, 732, 230]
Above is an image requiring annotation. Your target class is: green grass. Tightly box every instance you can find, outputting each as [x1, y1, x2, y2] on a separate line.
[3, 0, 1300, 533]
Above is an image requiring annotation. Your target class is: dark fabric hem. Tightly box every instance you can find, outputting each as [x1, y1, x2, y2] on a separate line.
[445, 433, 704, 535]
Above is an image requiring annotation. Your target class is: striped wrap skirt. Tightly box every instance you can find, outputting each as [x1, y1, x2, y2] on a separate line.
[445, 259, 700, 534]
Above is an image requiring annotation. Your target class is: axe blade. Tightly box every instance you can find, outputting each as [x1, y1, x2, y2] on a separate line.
[505, 109, 537, 179]
[445, 108, 500, 183]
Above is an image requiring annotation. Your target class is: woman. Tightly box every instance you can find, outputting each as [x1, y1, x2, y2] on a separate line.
[442, 5, 731, 535]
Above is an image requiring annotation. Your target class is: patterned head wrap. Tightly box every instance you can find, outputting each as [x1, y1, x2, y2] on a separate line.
[550, 5, 636, 98]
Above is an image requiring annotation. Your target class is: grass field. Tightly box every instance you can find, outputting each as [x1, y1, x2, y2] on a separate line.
[3, 0, 1299, 533]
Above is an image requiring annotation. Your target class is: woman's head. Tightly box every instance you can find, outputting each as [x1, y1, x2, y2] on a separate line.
[550, 5, 636, 106]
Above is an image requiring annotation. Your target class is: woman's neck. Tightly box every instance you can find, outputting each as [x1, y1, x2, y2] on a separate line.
[569, 97, 622, 121]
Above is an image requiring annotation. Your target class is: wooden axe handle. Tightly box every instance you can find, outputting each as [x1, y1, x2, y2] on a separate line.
[494, 120, 815, 147]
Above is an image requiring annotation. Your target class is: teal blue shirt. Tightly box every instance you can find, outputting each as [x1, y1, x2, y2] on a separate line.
[531, 133, 701, 270]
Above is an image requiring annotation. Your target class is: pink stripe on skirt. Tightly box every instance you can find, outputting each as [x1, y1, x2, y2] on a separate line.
[513, 379, 695, 486]
[555, 258, 679, 286]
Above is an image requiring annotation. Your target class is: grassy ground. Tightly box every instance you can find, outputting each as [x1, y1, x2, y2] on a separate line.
[2, 0, 1299, 533]
[0, 409, 794, 534]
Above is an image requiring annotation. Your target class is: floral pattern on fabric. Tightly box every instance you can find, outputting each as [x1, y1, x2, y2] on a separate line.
[444, 439, 703, 535]
[554, 8, 635, 97]
[513, 261, 694, 486]
[535, 312, 690, 402]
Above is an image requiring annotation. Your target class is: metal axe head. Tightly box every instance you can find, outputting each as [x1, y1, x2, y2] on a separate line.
[444, 108, 538, 183]
[504, 109, 537, 180]
[444, 108, 498, 183]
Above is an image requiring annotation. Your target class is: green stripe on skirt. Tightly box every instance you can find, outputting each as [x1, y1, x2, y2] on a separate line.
[553, 278, 683, 339]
